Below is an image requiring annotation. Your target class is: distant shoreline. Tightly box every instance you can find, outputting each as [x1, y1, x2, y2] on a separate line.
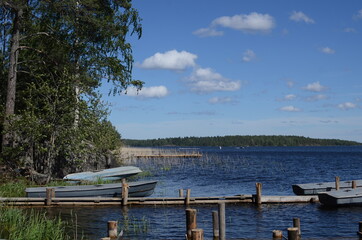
[123, 135, 361, 147]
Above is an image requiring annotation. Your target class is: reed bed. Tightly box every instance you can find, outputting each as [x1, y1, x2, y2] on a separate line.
[116, 147, 201, 160]
[0, 207, 71, 240]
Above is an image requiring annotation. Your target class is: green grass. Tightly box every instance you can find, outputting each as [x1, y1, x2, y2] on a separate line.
[0, 178, 110, 198]
[0, 207, 71, 240]
[0, 179, 29, 197]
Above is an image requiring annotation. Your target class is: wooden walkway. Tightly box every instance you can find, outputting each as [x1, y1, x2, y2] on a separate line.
[134, 153, 202, 158]
[0, 195, 318, 206]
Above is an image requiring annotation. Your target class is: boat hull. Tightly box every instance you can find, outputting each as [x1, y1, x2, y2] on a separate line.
[292, 180, 362, 195]
[26, 181, 157, 198]
[63, 166, 142, 182]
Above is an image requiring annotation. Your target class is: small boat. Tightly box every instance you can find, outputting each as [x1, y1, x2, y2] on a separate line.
[292, 180, 362, 195]
[26, 180, 157, 198]
[318, 188, 362, 207]
[63, 166, 142, 182]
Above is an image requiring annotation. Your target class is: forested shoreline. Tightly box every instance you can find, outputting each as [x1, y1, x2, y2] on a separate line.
[124, 135, 361, 147]
[0, 1, 142, 180]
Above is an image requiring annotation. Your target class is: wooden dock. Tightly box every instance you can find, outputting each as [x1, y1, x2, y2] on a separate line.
[134, 153, 202, 158]
[0, 194, 318, 206]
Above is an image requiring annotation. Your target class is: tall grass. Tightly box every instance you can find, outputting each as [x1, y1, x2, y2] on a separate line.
[0, 207, 71, 240]
[0, 179, 29, 197]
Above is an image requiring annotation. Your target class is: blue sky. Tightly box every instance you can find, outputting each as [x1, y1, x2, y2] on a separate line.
[101, 0, 362, 142]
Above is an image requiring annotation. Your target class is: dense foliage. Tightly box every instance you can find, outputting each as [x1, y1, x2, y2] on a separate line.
[124, 135, 361, 147]
[0, 0, 142, 177]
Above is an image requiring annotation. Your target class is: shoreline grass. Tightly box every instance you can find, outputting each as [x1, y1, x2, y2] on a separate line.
[0, 207, 72, 240]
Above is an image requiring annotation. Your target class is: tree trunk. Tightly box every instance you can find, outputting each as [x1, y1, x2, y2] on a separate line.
[2, 6, 22, 148]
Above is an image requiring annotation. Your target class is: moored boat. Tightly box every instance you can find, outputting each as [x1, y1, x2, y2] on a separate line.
[318, 188, 362, 207]
[63, 166, 142, 182]
[292, 179, 362, 195]
[26, 180, 157, 198]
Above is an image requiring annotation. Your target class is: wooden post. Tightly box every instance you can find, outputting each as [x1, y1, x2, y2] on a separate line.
[186, 189, 191, 205]
[100, 238, 110, 240]
[191, 229, 204, 240]
[122, 179, 129, 206]
[218, 202, 226, 240]
[108, 221, 117, 238]
[352, 180, 357, 189]
[255, 182, 262, 205]
[335, 176, 340, 190]
[357, 221, 362, 236]
[46, 188, 55, 206]
[287, 227, 299, 240]
[179, 189, 184, 197]
[272, 230, 283, 239]
[186, 208, 197, 240]
[212, 210, 219, 239]
[293, 217, 301, 236]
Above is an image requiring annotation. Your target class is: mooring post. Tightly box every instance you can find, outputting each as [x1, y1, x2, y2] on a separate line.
[352, 180, 357, 189]
[179, 189, 184, 198]
[335, 176, 340, 190]
[212, 210, 219, 239]
[218, 202, 226, 240]
[186, 189, 191, 205]
[255, 182, 262, 205]
[287, 227, 299, 240]
[186, 208, 197, 240]
[121, 178, 129, 206]
[45, 188, 55, 206]
[108, 221, 117, 238]
[272, 230, 283, 239]
[357, 221, 362, 236]
[293, 217, 301, 236]
[191, 228, 204, 240]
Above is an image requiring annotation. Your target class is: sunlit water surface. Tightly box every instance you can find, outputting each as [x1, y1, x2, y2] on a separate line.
[41, 146, 362, 239]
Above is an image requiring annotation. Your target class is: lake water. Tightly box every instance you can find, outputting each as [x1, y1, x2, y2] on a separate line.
[45, 146, 362, 239]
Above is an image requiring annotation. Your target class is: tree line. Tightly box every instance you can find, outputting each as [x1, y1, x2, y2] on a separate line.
[124, 135, 361, 147]
[0, 0, 142, 178]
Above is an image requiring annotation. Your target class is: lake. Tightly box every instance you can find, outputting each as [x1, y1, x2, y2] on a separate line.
[45, 146, 362, 239]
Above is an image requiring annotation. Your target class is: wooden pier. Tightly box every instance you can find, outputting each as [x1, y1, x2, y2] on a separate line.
[0, 194, 318, 206]
[134, 153, 202, 158]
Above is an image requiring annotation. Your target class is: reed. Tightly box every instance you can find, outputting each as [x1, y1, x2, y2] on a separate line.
[0, 207, 71, 240]
[120, 215, 150, 234]
[0, 179, 29, 197]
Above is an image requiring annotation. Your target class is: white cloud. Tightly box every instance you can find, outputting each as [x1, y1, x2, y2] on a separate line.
[338, 102, 357, 110]
[186, 68, 242, 93]
[279, 105, 301, 112]
[138, 50, 197, 71]
[286, 80, 295, 88]
[354, 9, 362, 19]
[289, 11, 315, 24]
[211, 12, 275, 33]
[242, 49, 257, 62]
[126, 86, 169, 98]
[208, 97, 235, 104]
[284, 94, 296, 100]
[302, 81, 326, 92]
[305, 94, 328, 102]
[320, 47, 335, 54]
[193, 27, 223, 37]
[344, 27, 357, 33]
